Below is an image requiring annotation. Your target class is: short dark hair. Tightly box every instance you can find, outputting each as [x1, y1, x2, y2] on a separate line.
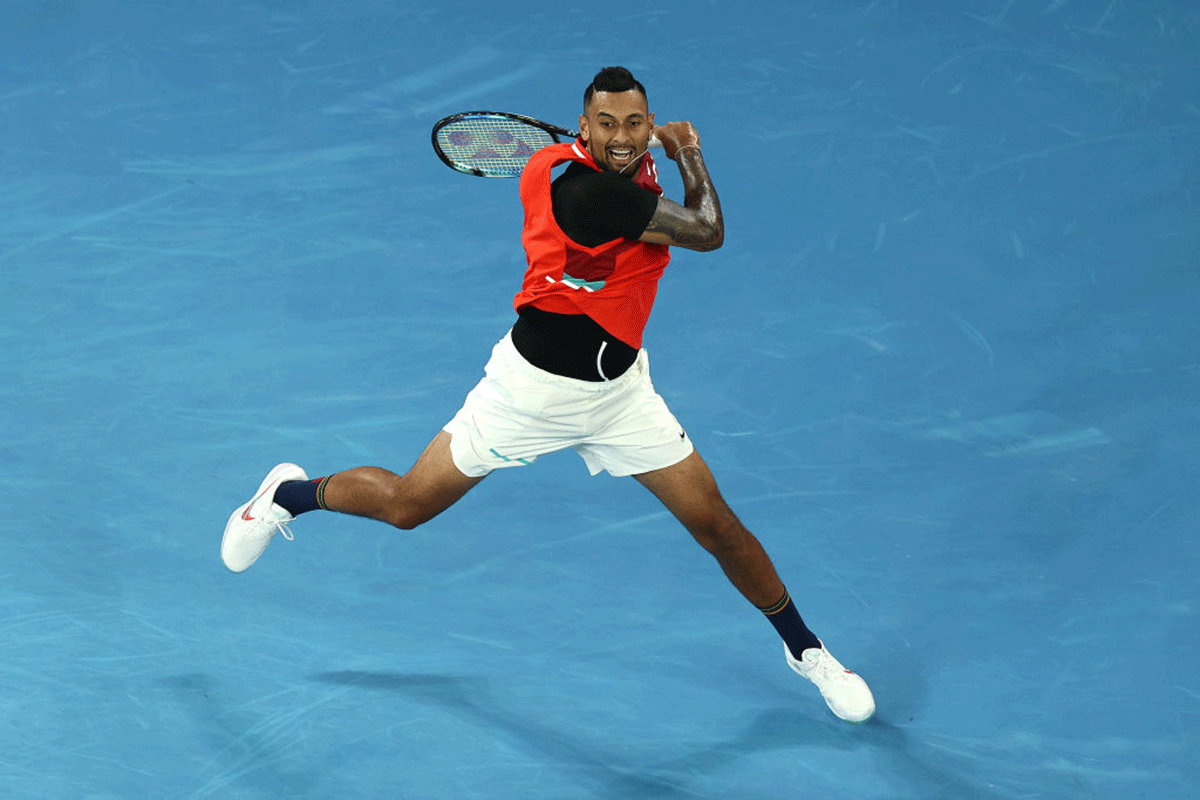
[583, 66, 647, 108]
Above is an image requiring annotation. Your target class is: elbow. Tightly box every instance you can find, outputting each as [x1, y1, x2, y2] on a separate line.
[697, 224, 724, 252]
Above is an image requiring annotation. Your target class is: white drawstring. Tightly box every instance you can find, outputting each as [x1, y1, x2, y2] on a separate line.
[596, 341, 609, 381]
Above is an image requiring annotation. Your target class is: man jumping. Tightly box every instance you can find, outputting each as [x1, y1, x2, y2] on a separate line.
[221, 66, 875, 724]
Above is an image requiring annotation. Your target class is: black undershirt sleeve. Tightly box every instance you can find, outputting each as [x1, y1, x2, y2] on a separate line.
[550, 162, 660, 248]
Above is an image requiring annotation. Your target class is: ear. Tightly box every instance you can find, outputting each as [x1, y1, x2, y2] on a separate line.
[578, 113, 589, 143]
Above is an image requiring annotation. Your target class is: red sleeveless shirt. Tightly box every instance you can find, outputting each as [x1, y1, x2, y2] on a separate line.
[513, 140, 671, 349]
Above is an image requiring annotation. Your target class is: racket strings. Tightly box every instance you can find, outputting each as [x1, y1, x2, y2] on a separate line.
[435, 118, 560, 177]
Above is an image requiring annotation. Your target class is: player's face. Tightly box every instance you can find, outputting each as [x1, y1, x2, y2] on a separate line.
[579, 90, 655, 173]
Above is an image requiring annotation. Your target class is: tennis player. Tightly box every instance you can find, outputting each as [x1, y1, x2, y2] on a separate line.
[221, 66, 875, 723]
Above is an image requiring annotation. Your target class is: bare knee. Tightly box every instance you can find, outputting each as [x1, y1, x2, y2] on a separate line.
[388, 509, 425, 531]
[687, 508, 751, 555]
[373, 476, 433, 530]
[377, 472, 470, 531]
[323, 455, 478, 530]
[384, 501, 436, 531]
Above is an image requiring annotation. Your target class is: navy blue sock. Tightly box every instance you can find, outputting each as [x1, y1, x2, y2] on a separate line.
[759, 592, 821, 658]
[272, 477, 330, 516]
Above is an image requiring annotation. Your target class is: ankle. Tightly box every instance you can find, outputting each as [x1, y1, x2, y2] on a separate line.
[273, 476, 330, 516]
[759, 592, 821, 656]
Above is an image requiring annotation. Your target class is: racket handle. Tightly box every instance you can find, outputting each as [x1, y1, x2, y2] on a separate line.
[648, 133, 661, 149]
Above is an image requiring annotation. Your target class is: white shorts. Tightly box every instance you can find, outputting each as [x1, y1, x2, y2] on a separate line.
[443, 331, 694, 478]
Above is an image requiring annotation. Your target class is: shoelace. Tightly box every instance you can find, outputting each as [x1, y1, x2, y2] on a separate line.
[273, 518, 295, 542]
[814, 653, 846, 681]
[799, 649, 846, 682]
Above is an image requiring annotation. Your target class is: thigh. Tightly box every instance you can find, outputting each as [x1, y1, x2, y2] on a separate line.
[407, 429, 487, 512]
[633, 449, 732, 532]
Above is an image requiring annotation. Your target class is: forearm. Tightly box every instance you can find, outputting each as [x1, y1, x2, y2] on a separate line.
[675, 147, 724, 250]
[639, 121, 726, 252]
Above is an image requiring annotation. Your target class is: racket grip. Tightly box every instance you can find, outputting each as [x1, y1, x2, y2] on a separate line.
[648, 133, 661, 148]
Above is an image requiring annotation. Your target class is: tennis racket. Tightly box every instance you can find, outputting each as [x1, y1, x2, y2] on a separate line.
[431, 111, 662, 178]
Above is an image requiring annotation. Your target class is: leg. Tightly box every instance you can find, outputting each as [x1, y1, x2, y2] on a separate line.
[636, 449, 875, 723]
[634, 449, 784, 607]
[321, 430, 485, 530]
[222, 432, 482, 572]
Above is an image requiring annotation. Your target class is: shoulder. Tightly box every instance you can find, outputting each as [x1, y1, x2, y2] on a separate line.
[521, 142, 585, 190]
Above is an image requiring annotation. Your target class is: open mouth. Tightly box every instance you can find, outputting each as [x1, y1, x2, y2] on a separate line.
[608, 147, 636, 165]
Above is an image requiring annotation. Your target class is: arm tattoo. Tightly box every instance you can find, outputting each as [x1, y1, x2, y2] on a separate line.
[643, 148, 724, 251]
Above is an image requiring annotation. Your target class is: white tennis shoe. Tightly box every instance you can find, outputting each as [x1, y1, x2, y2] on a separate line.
[786, 641, 876, 723]
[221, 463, 308, 573]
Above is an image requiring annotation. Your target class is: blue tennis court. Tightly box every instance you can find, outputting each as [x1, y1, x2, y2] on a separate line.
[3, 2, 1197, 797]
